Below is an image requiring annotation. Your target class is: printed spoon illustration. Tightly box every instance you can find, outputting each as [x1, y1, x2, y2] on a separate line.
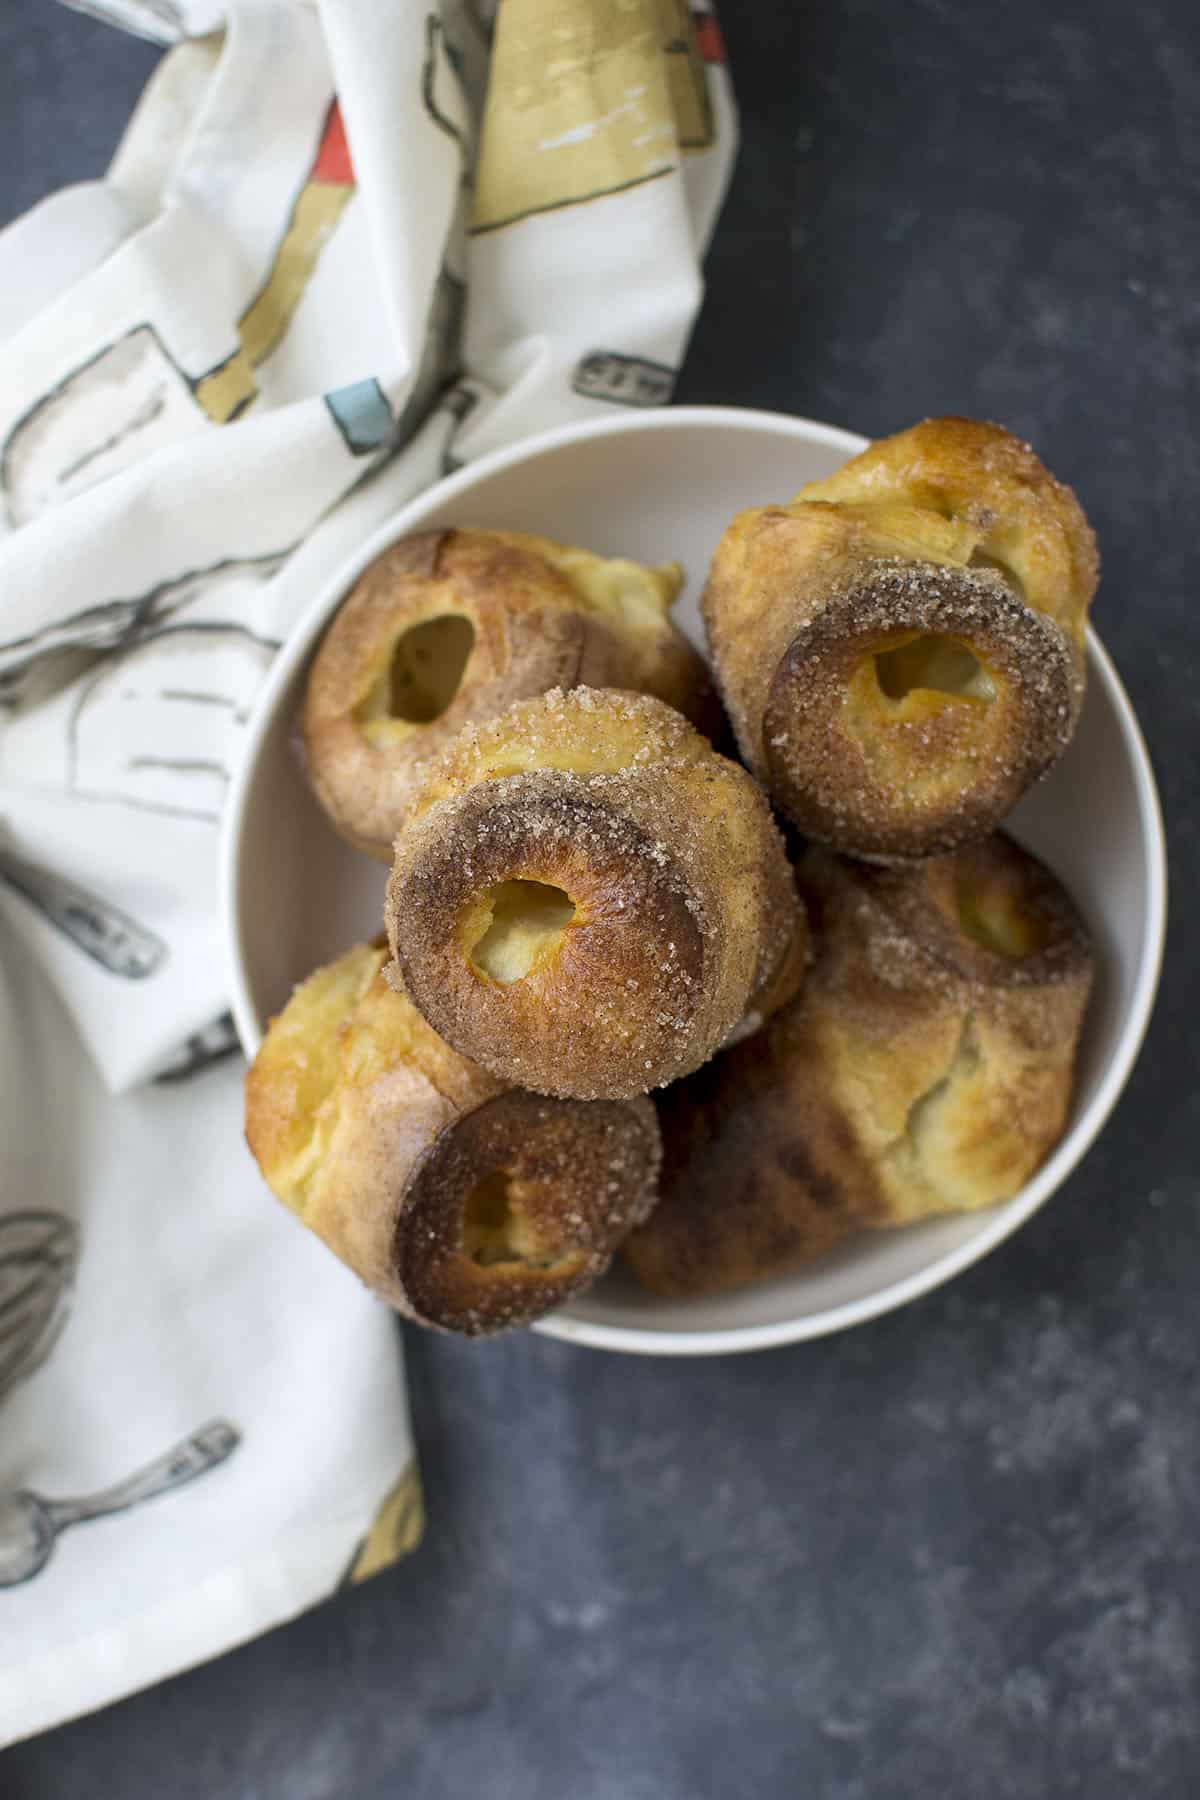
[0, 1212, 79, 1406]
[0, 840, 165, 978]
[0, 1419, 240, 1587]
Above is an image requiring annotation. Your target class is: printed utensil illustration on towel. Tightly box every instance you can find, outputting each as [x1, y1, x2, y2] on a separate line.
[0, 838, 165, 979]
[0, 1212, 79, 1407]
[0, 1420, 240, 1587]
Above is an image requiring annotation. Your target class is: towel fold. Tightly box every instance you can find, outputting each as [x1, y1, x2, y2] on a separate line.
[0, 0, 734, 1746]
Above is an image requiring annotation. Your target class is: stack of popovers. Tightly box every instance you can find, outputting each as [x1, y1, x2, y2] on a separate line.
[245, 417, 1099, 1323]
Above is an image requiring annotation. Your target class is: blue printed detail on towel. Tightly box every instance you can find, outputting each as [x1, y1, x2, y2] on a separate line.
[325, 380, 396, 456]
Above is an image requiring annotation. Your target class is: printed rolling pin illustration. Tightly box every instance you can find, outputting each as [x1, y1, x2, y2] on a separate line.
[0, 101, 359, 529]
[0, 841, 166, 979]
[0, 1212, 79, 1407]
[0, 1419, 240, 1587]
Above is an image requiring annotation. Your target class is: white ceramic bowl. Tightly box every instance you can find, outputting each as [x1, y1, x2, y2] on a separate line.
[221, 407, 1166, 1355]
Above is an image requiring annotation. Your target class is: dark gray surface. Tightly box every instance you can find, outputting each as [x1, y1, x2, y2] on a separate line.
[2, 3, 1198, 1796]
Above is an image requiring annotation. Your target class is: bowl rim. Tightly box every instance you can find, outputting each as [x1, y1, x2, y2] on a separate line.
[220, 404, 1168, 1357]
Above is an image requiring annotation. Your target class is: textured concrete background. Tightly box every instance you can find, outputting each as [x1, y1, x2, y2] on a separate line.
[1, 2, 1198, 1795]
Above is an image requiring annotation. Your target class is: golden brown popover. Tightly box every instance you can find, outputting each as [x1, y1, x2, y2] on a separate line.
[301, 528, 719, 857]
[624, 835, 1093, 1298]
[384, 687, 808, 1101]
[245, 943, 661, 1334]
[702, 418, 1099, 860]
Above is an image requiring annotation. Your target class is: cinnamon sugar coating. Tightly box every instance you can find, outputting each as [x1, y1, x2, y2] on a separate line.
[702, 418, 1099, 860]
[244, 943, 661, 1334]
[302, 528, 719, 859]
[624, 835, 1093, 1298]
[385, 687, 808, 1099]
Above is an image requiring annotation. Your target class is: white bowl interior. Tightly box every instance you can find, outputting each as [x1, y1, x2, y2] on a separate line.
[223, 409, 1165, 1353]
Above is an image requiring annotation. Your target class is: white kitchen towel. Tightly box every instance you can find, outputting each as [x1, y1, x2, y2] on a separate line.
[0, 0, 734, 1747]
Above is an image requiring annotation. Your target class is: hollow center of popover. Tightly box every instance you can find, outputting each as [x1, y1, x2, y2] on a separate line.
[459, 1168, 565, 1269]
[956, 876, 1050, 959]
[388, 614, 475, 723]
[469, 881, 577, 984]
[460, 1170, 521, 1264]
[872, 633, 994, 705]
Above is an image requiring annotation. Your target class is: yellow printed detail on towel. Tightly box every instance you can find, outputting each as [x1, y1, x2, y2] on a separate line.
[236, 183, 355, 369]
[193, 349, 259, 426]
[662, 0, 714, 150]
[195, 101, 356, 423]
[471, 0, 707, 233]
[340, 1462, 426, 1587]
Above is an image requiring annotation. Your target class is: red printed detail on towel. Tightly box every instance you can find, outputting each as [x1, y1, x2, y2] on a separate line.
[313, 101, 354, 187]
[693, 12, 727, 64]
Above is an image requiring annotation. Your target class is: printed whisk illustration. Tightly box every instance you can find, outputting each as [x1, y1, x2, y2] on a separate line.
[1, 1216, 241, 1588]
[0, 1212, 79, 1407]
